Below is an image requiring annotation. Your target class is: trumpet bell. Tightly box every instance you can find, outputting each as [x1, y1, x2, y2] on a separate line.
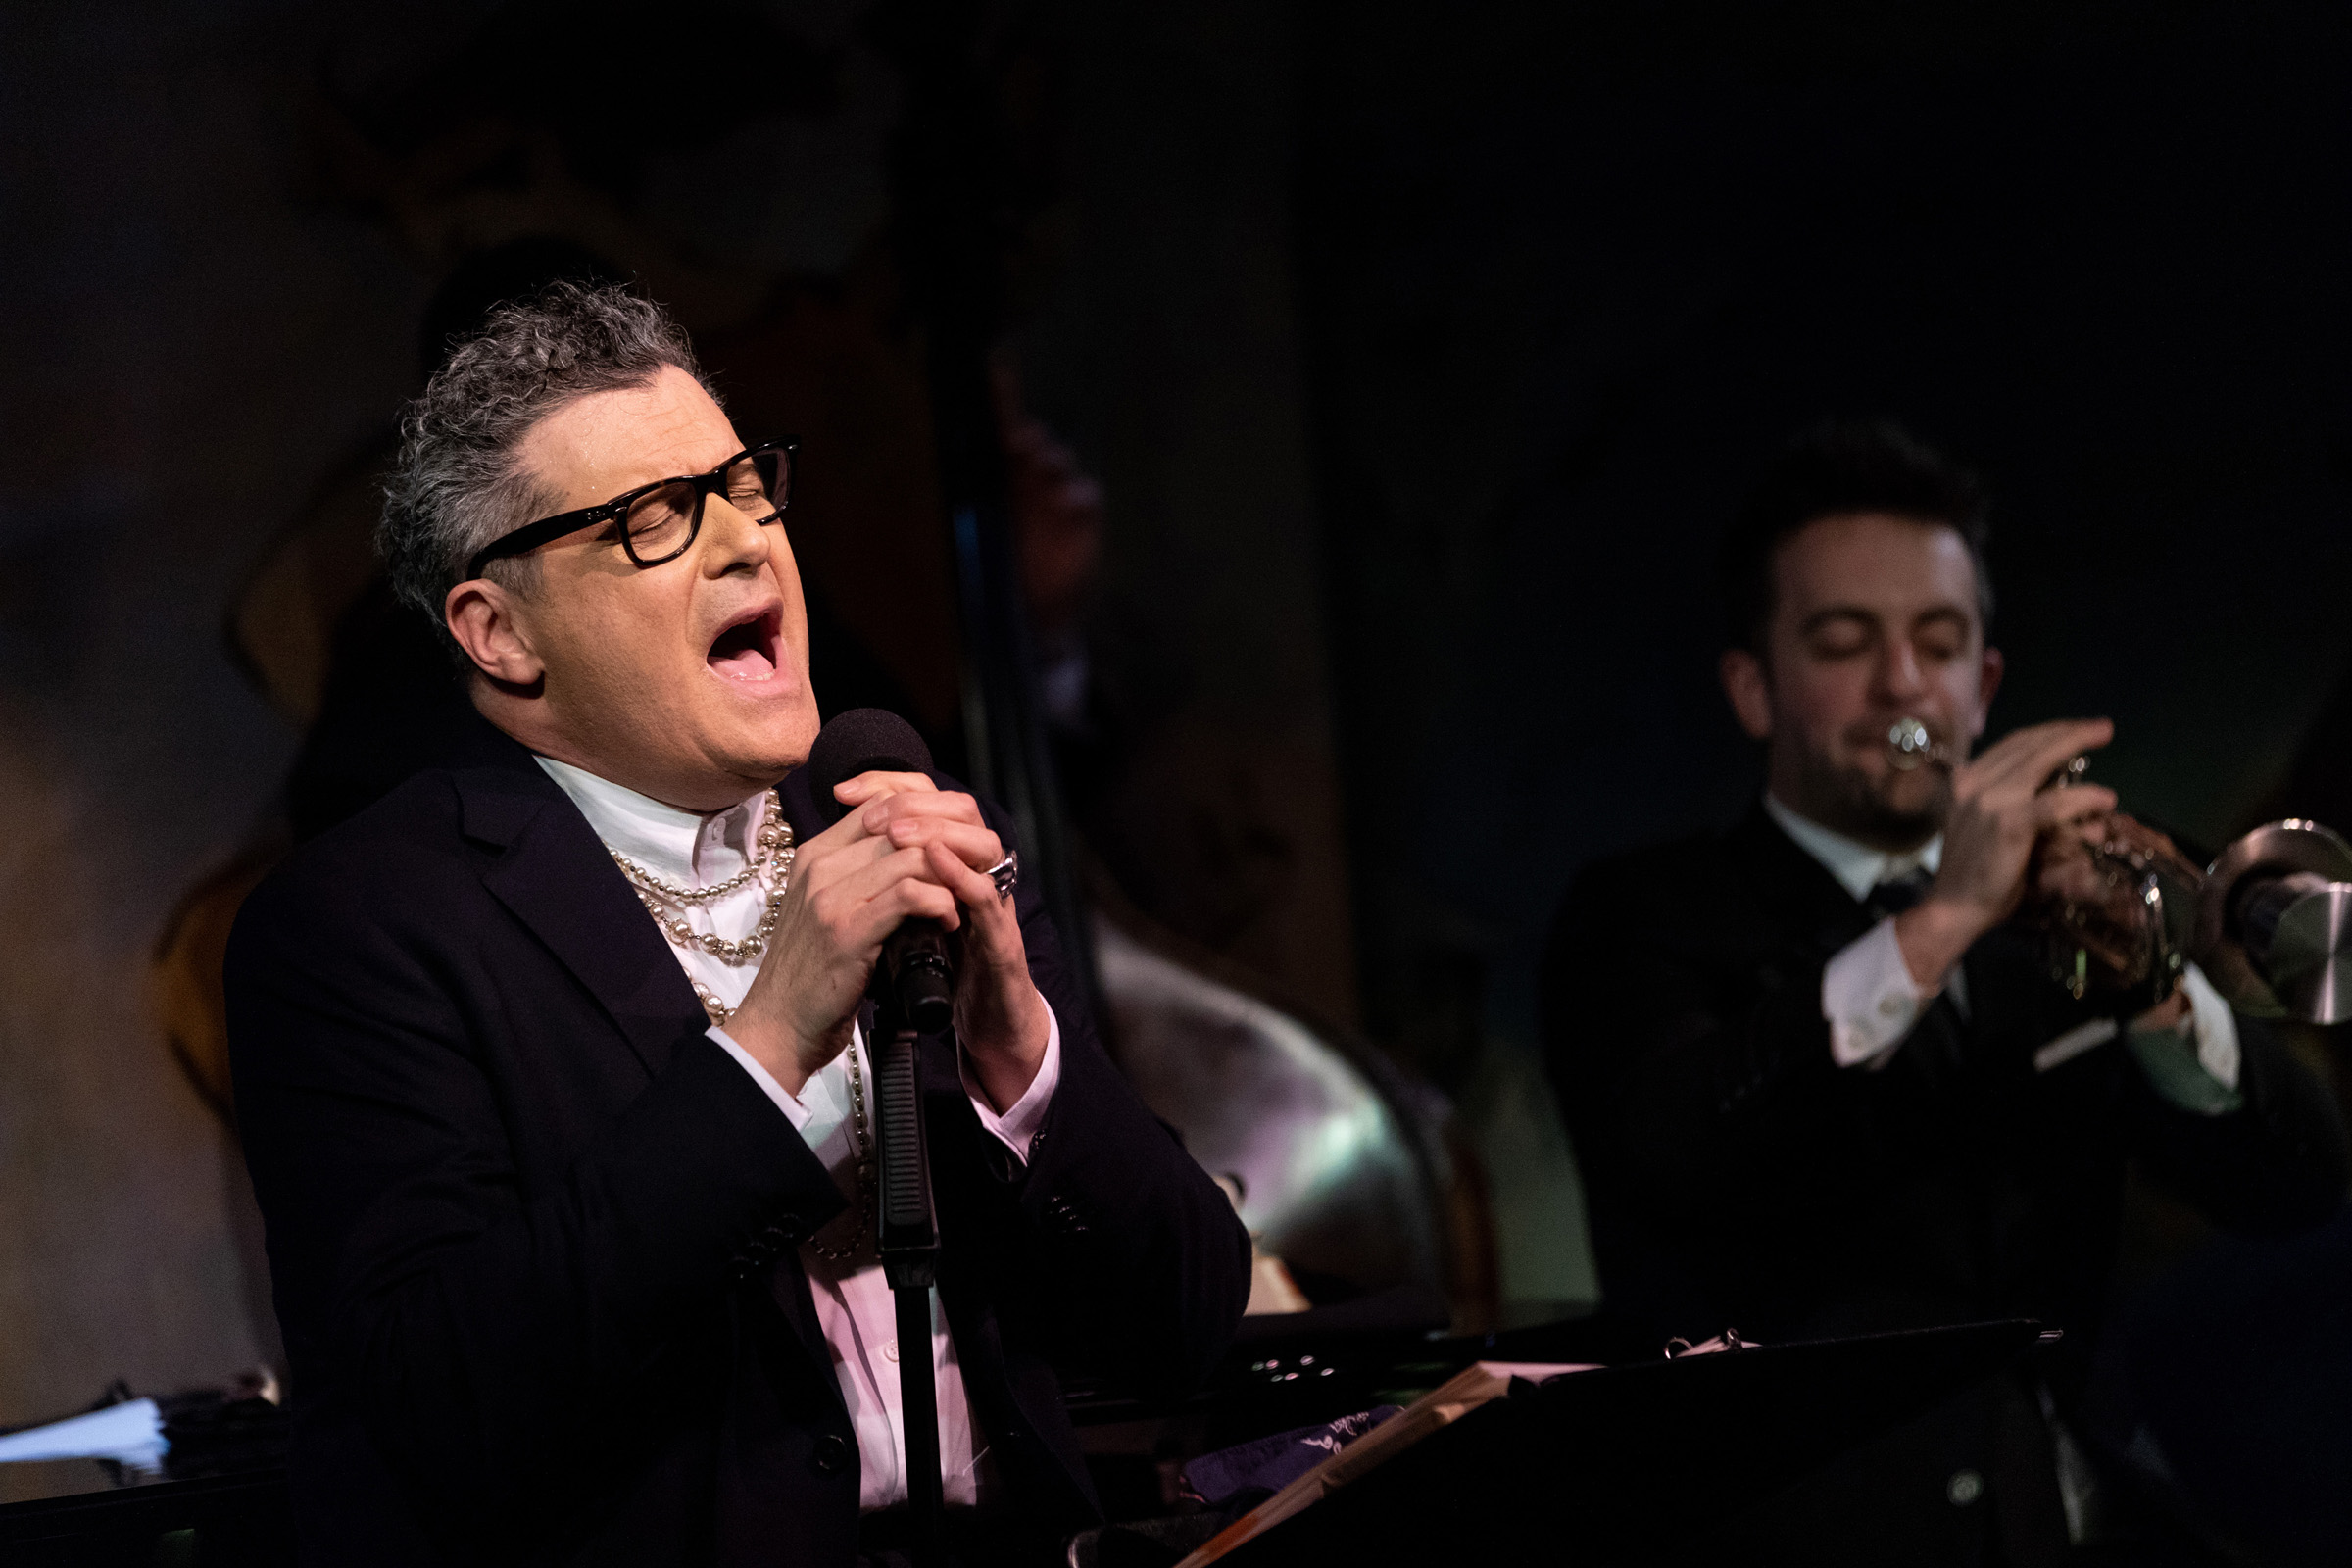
[2195, 820, 2352, 1023]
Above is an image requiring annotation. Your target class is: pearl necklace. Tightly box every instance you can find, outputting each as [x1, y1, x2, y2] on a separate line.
[607, 791, 795, 965]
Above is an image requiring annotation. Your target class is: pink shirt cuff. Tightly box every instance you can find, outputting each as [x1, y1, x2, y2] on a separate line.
[959, 997, 1060, 1164]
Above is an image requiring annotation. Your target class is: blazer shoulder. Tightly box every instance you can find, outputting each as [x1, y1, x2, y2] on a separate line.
[1545, 810, 1830, 973]
[1582, 828, 1725, 885]
[234, 766, 489, 952]
[1557, 826, 1729, 920]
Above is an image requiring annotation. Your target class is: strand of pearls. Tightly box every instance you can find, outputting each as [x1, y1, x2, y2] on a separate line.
[609, 791, 796, 964]
[607, 789, 792, 905]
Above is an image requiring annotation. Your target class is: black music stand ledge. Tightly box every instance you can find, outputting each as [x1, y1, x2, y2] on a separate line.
[0, 1467, 291, 1568]
[1218, 1317, 2047, 1567]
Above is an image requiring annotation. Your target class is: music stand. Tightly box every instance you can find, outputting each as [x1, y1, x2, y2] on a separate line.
[1217, 1318, 2047, 1566]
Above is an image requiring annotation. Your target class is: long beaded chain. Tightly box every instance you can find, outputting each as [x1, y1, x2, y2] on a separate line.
[610, 793, 871, 1262]
[696, 987, 875, 1264]
[804, 1041, 873, 1263]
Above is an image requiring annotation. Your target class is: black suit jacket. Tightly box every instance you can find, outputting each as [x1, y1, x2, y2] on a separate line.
[1542, 806, 2347, 1560]
[226, 718, 1251, 1567]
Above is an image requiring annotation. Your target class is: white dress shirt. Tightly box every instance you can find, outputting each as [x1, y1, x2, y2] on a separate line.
[1764, 793, 2240, 1110]
[537, 757, 1061, 1509]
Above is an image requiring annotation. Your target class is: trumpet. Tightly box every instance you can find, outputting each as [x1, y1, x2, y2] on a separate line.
[1886, 715, 2091, 788]
[1882, 716, 2352, 1021]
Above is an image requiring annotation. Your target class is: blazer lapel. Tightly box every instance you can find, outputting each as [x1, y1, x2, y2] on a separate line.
[1726, 803, 1879, 956]
[454, 739, 708, 1081]
[450, 726, 855, 1397]
[1733, 800, 1983, 1092]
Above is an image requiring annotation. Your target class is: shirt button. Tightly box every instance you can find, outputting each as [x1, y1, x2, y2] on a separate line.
[1879, 997, 1905, 1018]
[882, 1340, 900, 1363]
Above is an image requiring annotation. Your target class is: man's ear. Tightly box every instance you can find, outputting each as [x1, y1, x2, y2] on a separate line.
[445, 578, 547, 687]
[1968, 645, 2004, 741]
[1720, 647, 1774, 742]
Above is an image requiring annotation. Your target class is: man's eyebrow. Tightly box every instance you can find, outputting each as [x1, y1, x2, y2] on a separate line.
[1797, 606, 1880, 636]
[1911, 604, 1973, 631]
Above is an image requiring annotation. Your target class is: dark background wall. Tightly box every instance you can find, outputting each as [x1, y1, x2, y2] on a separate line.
[1, 0, 411, 1446]
[3, 0, 2349, 1420]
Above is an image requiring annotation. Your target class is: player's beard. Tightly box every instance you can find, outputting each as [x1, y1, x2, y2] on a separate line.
[1787, 735, 1952, 850]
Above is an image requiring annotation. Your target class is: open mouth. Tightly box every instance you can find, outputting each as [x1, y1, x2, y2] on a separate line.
[707, 605, 785, 683]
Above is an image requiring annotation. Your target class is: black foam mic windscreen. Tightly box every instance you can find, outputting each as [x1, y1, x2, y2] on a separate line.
[807, 709, 934, 823]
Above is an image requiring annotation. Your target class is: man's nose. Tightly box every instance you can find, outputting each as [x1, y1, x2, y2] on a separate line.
[1874, 639, 1929, 700]
[699, 494, 775, 573]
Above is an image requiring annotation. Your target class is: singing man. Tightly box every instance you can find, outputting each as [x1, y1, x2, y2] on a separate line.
[226, 283, 1250, 1566]
[1542, 421, 2347, 1563]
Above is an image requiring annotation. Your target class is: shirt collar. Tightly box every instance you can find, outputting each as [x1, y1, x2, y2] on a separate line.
[1762, 793, 1942, 904]
[534, 756, 767, 888]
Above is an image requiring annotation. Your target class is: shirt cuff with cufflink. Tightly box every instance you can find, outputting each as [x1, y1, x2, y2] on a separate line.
[958, 1000, 1060, 1162]
[2126, 962, 2243, 1114]
[1823, 916, 1932, 1069]
[1822, 916, 2247, 1114]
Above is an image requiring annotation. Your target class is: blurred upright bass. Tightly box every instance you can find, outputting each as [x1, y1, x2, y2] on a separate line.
[877, 2, 1468, 1324]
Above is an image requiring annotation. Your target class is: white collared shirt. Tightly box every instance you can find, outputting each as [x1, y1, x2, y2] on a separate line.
[1764, 793, 2239, 1107]
[537, 757, 1061, 1508]
[1762, 793, 1945, 906]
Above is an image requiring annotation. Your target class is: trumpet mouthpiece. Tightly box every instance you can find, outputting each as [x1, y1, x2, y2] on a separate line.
[1887, 717, 1947, 771]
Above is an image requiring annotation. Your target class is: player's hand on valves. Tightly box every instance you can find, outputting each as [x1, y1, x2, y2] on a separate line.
[1895, 718, 2116, 991]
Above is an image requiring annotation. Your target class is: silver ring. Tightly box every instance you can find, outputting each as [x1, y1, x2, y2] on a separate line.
[986, 851, 1019, 900]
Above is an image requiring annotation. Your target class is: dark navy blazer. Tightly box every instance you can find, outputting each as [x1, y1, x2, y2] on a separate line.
[227, 715, 1250, 1566]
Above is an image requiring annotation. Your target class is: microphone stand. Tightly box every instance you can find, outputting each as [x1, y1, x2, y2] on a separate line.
[870, 988, 944, 1565]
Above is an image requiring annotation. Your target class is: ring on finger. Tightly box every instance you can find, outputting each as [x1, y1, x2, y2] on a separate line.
[986, 851, 1019, 901]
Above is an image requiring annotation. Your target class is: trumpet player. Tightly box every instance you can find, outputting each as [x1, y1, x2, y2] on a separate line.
[1543, 419, 2347, 1564]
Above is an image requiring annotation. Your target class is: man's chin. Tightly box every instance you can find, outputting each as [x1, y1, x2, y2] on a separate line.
[719, 706, 821, 785]
[1841, 782, 1948, 848]
[1850, 802, 1944, 849]
[1793, 755, 1950, 849]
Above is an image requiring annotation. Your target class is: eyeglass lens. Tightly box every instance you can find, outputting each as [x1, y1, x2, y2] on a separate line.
[622, 449, 791, 565]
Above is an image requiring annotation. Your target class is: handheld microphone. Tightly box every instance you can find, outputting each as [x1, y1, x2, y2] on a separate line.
[806, 709, 956, 1034]
[806, 710, 951, 1548]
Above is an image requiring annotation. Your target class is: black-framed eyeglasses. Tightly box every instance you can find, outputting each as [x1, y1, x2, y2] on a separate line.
[466, 439, 798, 580]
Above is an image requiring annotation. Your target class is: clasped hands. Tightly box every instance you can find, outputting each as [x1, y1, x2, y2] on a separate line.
[721, 772, 1050, 1111]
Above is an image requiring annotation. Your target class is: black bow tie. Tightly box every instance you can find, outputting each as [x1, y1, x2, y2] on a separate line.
[1867, 867, 1935, 918]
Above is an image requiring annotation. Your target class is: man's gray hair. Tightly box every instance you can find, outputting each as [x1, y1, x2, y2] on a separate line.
[379, 281, 713, 662]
